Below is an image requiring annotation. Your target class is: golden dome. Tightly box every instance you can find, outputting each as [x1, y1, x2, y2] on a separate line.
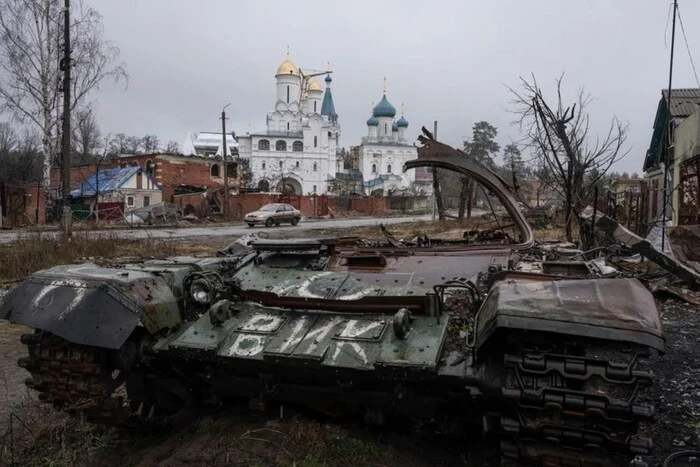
[307, 80, 322, 92]
[276, 57, 300, 76]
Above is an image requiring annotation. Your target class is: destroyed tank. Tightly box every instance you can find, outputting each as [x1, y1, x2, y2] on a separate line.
[1, 130, 664, 466]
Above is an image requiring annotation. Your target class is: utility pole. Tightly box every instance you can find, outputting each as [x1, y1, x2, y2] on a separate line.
[61, 0, 72, 235]
[221, 103, 231, 219]
[431, 120, 445, 221]
[660, 0, 677, 253]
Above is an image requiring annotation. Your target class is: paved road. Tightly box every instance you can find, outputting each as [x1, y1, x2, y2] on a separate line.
[0, 215, 436, 244]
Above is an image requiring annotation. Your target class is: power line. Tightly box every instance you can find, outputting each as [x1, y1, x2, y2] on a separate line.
[676, 4, 700, 88]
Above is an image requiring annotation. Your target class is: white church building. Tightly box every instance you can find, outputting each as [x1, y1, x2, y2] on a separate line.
[231, 55, 342, 195]
[357, 91, 431, 195]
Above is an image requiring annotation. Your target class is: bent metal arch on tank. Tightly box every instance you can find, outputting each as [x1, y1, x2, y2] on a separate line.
[1, 129, 664, 466]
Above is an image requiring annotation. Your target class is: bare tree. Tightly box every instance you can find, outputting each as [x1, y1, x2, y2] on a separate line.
[0, 0, 127, 187]
[72, 108, 101, 161]
[0, 121, 17, 154]
[124, 135, 141, 154]
[141, 134, 159, 154]
[0, 128, 42, 182]
[509, 75, 628, 241]
[164, 140, 179, 155]
[106, 133, 128, 156]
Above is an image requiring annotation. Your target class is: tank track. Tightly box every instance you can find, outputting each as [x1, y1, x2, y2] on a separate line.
[499, 338, 655, 466]
[18, 331, 141, 426]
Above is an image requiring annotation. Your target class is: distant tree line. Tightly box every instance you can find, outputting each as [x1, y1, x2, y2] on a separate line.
[0, 116, 181, 184]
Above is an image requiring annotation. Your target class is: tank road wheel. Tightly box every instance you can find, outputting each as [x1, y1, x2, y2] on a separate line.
[495, 333, 656, 466]
[265, 218, 274, 228]
[19, 331, 191, 427]
[291, 217, 299, 226]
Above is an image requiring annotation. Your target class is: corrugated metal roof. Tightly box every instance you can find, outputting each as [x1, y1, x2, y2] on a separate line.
[644, 88, 700, 171]
[70, 166, 141, 197]
[662, 88, 700, 117]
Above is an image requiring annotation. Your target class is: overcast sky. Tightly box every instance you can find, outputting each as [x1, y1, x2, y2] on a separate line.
[89, 0, 700, 173]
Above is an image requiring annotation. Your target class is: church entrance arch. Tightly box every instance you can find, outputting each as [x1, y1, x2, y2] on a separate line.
[257, 180, 270, 192]
[276, 177, 302, 195]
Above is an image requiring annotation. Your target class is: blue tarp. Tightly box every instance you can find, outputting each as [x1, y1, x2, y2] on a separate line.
[70, 166, 141, 198]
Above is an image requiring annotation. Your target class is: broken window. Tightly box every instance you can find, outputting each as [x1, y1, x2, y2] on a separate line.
[143, 196, 150, 207]
[210, 164, 220, 177]
[126, 196, 134, 207]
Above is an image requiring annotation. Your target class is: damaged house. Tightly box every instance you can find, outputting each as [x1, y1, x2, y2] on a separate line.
[643, 88, 700, 226]
[70, 166, 162, 217]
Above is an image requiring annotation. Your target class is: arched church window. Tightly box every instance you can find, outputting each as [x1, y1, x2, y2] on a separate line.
[287, 122, 290, 131]
[387, 164, 392, 173]
[120, 162, 128, 168]
[372, 164, 377, 174]
[384, 123, 388, 134]
[279, 161, 283, 168]
[292, 141, 303, 152]
[276, 140, 287, 151]
[313, 162, 317, 171]
[258, 180, 269, 192]
[295, 161, 300, 169]
[313, 101, 317, 113]
[314, 136, 317, 148]
[286, 85, 290, 103]
[262, 162, 266, 170]
[258, 139, 269, 151]
[210, 164, 220, 177]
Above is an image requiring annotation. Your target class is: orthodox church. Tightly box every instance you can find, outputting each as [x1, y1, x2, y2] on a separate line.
[357, 87, 432, 195]
[233, 54, 342, 195]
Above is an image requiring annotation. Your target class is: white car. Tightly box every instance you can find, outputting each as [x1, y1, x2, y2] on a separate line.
[244, 203, 301, 227]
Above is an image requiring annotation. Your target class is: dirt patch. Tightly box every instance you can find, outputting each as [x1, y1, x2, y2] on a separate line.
[641, 298, 700, 466]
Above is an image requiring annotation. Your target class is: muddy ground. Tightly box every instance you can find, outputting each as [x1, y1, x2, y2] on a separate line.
[0, 227, 699, 466]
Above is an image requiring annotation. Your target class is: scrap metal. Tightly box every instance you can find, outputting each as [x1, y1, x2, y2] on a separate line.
[584, 210, 700, 289]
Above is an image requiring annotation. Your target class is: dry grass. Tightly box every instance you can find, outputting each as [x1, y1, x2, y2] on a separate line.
[0, 397, 119, 466]
[307, 217, 567, 244]
[0, 233, 218, 282]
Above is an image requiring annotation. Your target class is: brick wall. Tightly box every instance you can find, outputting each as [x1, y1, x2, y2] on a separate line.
[0, 183, 46, 227]
[330, 197, 387, 216]
[227, 193, 280, 220]
[112, 154, 243, 203]
[173, 192, 209, 217]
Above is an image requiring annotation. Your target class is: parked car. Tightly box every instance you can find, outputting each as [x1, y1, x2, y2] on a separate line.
[244, 203, 301, 227]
